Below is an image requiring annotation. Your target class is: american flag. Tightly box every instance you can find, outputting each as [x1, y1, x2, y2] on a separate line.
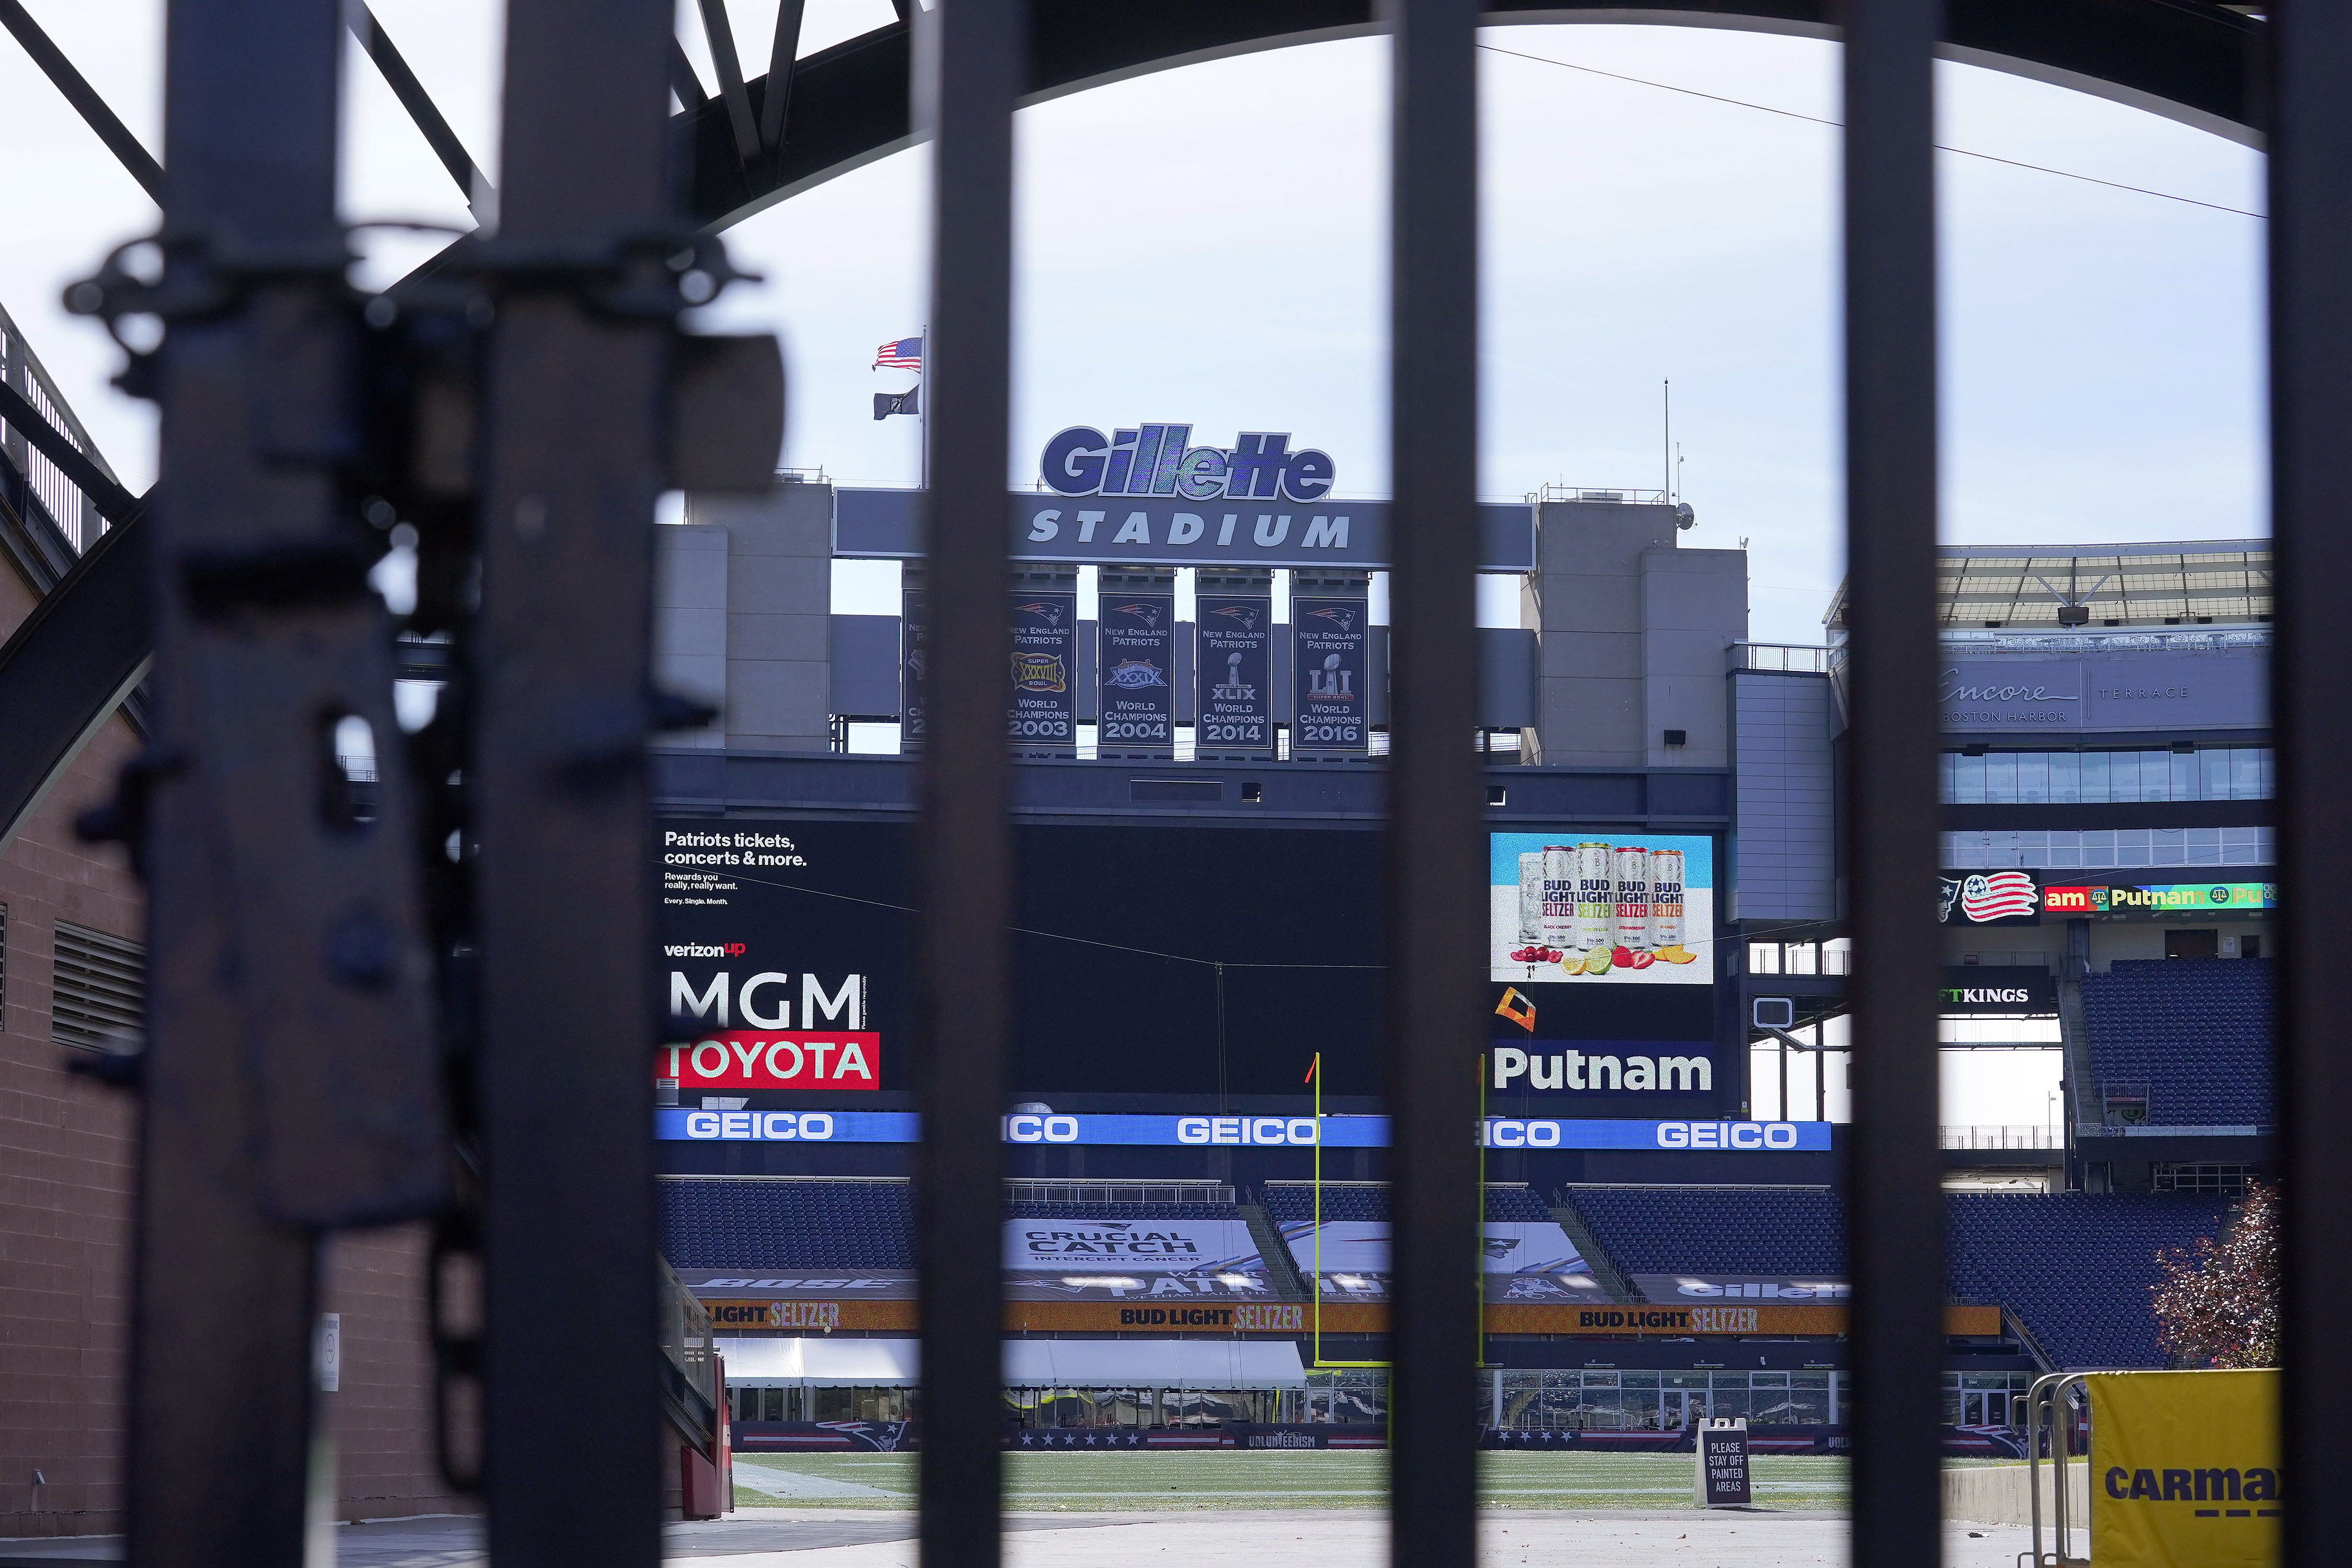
[873, 335, 923, 371]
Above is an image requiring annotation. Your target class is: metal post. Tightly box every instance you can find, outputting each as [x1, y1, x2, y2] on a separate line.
[474, 0, 676, 1559]
[1383, 0, 1481, 1561]
[912, 1, 1020, 1563]
[124, 4, 347, 1557]
[1839, 0, 1944, 1562]
[2269, 8, 2352, 1567]
[125, 0, 447, 1558]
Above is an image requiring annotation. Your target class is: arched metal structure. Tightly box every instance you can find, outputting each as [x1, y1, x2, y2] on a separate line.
[0, 0, 2267, 844]
[678, 0, 2261, 232]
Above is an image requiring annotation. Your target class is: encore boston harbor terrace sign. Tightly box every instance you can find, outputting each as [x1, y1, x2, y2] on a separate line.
[833, 422, 1539, 572]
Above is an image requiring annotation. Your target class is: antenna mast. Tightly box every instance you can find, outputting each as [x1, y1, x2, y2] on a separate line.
[1663, 379, 1671, 499]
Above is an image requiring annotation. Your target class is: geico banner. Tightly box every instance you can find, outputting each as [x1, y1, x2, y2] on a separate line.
[654, 1110, 1829, 1151]
[2090, 1369, 2280, 1567]
[657, 1033, 879, 1090]
[1006, 1219, 1264, 1274]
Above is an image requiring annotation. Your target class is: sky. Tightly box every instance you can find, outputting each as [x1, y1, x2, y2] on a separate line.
[0, 1, 2266, 645]
[0, 3, 2259, 1123]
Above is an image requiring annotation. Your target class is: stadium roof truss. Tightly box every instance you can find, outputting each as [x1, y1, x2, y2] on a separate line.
[1934, 544, 2275, 628]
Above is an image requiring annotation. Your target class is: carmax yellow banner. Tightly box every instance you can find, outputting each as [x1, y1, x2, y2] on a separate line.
[2090, 1369, 2279, 1567]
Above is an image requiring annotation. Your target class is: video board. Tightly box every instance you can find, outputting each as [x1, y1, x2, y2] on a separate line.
[655, 818, 1727, 1111]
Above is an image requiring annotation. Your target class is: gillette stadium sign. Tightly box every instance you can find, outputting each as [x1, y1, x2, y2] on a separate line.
[828, 423, 1536, 571]
[1041, 424, 1338, 502]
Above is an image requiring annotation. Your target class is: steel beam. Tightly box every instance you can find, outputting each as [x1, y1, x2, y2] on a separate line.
[695, 0, 762, 162]
[1840, 0, 1945, 1562]
[1381, 0, 1482, 1562]
[758, 0, 809, 147]
[912, 0, 1020, 1562]
[2270, 5, 2352, 1564]
[473, 0, 675, 1560]
[0, 505, 147, 856]
[0, 0, 164, 199]
[349, 4, 492, 206]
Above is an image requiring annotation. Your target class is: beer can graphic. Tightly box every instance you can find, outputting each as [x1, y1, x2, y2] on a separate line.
[1573, 841, 1615, 952]
[1612, 846, 1650, 950]
[1648, 848, 1686, 950]
[1539, 847, 1577, 948]
[1518, 851, 1545, 943]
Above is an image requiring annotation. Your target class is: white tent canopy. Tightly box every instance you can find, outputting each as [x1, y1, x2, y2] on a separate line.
[718, 1337, 1305, 1390]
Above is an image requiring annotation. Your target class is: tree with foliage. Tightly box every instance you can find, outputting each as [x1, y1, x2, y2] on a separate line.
[2150, 1180, 2279, 1369]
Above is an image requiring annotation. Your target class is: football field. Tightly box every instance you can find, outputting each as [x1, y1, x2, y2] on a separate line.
[729, 1450, 1852, 1512]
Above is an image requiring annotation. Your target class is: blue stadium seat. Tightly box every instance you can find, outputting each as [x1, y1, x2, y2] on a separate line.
[1560, 1186, 1844, 1275]
[2081, 959, 2274, 1127]
[1944, 1193, 2232, 1369]
[1259, 1183, 1555, 1224]
[1004, 1201, 1239, 1220]
[659, 1178, 915, 1270]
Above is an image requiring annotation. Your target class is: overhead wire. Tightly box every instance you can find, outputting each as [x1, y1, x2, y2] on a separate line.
[1476, 42, 2266, 221]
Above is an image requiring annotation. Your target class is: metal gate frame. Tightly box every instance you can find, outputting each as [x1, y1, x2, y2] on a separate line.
[50, 0, 2350, 1563]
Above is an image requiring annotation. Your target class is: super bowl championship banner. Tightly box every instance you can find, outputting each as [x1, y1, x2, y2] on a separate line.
[1096, 590, 1174, 754]
[1291, 596, 1369, 756]
[1008, 589, 1079, 754]
[1195, 593, 1273, 757]
[898, 586, 927, 748]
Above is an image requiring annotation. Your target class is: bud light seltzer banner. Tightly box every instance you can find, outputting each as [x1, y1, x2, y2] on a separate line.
[1195, 594, 1274, 757]
[1097, 592, 1175, 756]
[1490, 832, 1714, 984]
[1007, 591, 1078, 755]
[899, 586, 927, 750]
[1292, 596, 1368, 756]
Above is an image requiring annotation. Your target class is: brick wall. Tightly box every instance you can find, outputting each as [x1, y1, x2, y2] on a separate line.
[1, 568, 466, 1533]
[0, 702, 145, 1537]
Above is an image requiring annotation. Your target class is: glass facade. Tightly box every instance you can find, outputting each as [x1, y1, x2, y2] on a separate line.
[1489, 1370, 1840, 1431]
[1942, 826, 2274, 869]
[1941, 747, 2272, 805]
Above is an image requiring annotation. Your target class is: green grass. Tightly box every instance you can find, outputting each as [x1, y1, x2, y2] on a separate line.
[729, 1450, 1852, 1512]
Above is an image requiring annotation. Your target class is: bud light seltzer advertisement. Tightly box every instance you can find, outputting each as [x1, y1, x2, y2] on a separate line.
[1195, 593, 1274, 757]
[1096, 590, 1174, 754]
[1007, 590, 1077, 754]
[1489, 833, 1714, 985]
[1291, 595, 1368, 756]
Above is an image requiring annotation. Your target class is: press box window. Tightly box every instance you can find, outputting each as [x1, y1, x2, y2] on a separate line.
[52, 920, 146, 1052]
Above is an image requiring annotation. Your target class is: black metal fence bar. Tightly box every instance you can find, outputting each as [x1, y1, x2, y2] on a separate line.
[2271, 6, 2352, 1563]
[126, 4, 350, 1559]
[1839, 0, 1945, 1560]
[913, 0, 1020, 1561]
[1382, 0, 1483, 1562]
[475, 0, 675, 1559]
